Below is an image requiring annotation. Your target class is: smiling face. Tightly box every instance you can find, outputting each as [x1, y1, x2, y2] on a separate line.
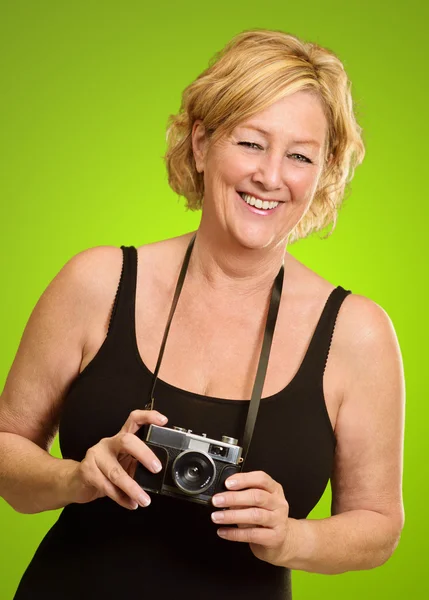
[192, 90, 329, 250]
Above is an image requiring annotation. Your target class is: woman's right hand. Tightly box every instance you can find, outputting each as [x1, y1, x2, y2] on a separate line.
[68, 409, 168, 510]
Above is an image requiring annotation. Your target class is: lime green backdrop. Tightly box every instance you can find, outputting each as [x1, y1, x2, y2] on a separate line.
[1, 1, 427, 598]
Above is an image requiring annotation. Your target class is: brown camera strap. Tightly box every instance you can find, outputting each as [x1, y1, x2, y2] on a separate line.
[147, 232, 284, 467]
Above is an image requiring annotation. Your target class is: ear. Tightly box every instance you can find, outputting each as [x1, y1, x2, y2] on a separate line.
[191, 119, 209, 173]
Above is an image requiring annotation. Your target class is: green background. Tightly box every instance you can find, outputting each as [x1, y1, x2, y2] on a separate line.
[1, 1, 427, 598]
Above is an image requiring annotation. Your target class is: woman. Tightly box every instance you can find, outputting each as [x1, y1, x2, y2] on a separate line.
[1, 29, 404, 599]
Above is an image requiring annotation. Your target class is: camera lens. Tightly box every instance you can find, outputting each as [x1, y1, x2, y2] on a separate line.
[172, 450, 215, 495]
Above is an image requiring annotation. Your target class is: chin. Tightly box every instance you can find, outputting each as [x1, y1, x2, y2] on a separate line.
[227, 224, 278, 251]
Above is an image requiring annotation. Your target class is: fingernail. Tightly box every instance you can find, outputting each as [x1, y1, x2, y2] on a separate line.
[212, 495, 225, 506]
[211, 511, 224, 522]
[225, 479, 237, 489]
[138, 494, 151, 507]
[131, 501, 139, 510]
[152, 460, 162, 473]
[158, 415, 167, 424]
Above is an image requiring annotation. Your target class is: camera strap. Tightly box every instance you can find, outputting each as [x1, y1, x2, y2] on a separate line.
[146, 232, 284, 467]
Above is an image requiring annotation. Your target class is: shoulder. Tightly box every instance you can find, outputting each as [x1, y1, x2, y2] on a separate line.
[64, 238, 170, 290]
[135, 232, 196, 289]
[135, 232, 195, 266]
[286, 251, 398, 344]
[59, 245, 124, 309]
[285, 253, 402, 379]
[64, 234, 193, 310]
[336, 295, 404, 403]
[334, 293, 401, 358]
[66, 244, 122, 275]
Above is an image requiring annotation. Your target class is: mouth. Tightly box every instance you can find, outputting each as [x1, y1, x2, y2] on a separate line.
[236, 191, 283, 215]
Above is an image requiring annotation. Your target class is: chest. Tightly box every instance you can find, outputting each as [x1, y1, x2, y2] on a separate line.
[134, 282, 343, 430]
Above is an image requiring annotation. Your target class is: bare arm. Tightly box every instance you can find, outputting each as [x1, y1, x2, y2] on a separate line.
[0, 434, 81, 513]
[282, 294, 405, 574]
[0, 246, 121, 513]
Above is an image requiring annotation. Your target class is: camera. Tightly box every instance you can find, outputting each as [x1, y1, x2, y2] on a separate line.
[134, 424, 243, 505]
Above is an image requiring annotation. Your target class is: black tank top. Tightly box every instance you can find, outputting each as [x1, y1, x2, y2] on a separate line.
[13, 245, 351, 600]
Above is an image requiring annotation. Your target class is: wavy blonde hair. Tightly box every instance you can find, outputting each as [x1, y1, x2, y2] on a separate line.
[164, 29, 365, 243]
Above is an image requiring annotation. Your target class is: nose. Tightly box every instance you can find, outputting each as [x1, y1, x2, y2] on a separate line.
[251, 150, 284, 191]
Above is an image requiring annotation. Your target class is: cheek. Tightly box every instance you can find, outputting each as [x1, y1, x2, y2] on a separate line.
[287, 169, 321, 200]
[223, 158, 250, 186]
[206, 154, 242, 189]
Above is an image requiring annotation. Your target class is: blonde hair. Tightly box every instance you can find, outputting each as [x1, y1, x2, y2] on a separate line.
[164, 29, 365, 243]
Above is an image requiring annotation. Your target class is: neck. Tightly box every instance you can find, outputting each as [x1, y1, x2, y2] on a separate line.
[187, 224, 287, 299]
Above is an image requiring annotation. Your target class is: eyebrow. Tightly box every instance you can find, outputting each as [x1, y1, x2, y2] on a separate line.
[238, 124, 322, 148]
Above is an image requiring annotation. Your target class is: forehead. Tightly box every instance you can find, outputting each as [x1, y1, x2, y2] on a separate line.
[235, 91, 328, 144]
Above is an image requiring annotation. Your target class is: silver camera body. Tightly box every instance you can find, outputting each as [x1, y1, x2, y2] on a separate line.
[134, 424, 243, 505]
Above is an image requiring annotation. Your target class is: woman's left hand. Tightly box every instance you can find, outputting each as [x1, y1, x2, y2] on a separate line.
[211, 470, 292, 566]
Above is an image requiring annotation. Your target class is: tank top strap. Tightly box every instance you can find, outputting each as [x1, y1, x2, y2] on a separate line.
[107, 245, 138, 338]
[297, 285, 352, 383]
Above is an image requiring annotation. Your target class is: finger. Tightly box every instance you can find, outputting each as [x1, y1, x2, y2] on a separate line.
[94, 448, 152, 508]
[112, 432, 163, 474]
[224, 470, 278, 494]
[121, 409, 168, 435]
[211, 506, 274, 528]
[212, 488, 274, 510]
[83, 449, 147, 510]
[216, 526, 275, 545]
[92, 466, 141, 510]
[126, 457, 138, 480]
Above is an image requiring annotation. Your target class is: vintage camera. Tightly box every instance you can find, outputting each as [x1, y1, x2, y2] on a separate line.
[134, 424, 243, 505]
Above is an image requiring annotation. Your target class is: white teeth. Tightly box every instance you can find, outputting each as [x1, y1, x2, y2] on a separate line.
[240, 193, 279, 210]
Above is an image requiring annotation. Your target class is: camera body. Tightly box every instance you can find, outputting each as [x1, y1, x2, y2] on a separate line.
[134, 424, 243, 505]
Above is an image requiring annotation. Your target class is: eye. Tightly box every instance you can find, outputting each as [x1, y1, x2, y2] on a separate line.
[238, 141, 263, 150]
[289, 153, 312, 164]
